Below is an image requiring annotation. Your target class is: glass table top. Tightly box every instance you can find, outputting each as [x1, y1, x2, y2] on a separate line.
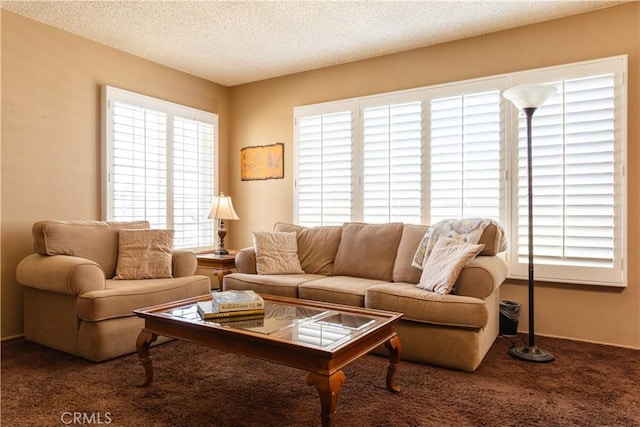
[164, 299, 383, 350]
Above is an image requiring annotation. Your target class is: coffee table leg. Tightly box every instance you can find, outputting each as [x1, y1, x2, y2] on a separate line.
[307, 370, 346, 427]
[136, 330, 158, 387]
[384, 332, 402, 393]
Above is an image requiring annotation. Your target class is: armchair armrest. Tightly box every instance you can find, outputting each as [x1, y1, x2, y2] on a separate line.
[455, 256, 508, 299]
[171, 250, 198, 277]
[16, 254, 106, 295]
[235, 247, 257, 274]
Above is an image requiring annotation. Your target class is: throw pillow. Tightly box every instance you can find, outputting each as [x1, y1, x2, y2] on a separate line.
[114, 229, 174, 280]
[417, 237, 484, 295]
[253, 231, 304, 275]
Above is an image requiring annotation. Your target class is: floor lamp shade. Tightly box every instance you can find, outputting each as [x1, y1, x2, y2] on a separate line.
[504, 84, 556, 363]
[503, 84, 557, 110]
[207, 193, 240, 255]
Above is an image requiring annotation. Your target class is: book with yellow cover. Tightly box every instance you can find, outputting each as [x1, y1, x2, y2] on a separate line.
[211, 290, 265, 312]
[197, 301, 265, 320]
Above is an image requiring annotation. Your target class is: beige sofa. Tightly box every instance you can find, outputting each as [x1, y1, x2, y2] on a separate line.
[16, 220, 211, 362]
[223, 221, 508, 372]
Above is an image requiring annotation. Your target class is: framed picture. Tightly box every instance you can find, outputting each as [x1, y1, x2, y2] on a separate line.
[240, 142, 284, 181]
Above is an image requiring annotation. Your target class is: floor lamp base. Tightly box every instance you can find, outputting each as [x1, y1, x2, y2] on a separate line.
[509, 345, 555, 363]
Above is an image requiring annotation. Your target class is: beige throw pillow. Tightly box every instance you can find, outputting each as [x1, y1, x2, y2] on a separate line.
[253, 231, 304, 275]
[114, 229, 174, 280]
[417, 237, 484, 295]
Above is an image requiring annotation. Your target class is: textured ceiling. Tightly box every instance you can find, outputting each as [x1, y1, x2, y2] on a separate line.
[1, 0, 627, 86]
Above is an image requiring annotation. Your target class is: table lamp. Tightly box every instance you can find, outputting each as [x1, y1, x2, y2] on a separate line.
[207, 192, 240, 255]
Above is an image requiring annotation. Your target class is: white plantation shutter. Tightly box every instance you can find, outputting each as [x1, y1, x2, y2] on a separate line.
[173, 117, 216, 248]
[104, 86, 218, 250]
[111, 102, 168, 228]
[362, 102, 422, 223]
[294, 56, 625, 286]
[512, 72, 621, 282]
[430, 90, 501, 223]
[295, 110, 353, 226]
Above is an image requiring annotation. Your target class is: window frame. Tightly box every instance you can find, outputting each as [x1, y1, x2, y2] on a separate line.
[504, 57, 627, 287]
[102, 85, 219, 251]
[359, 92, 425, 224]
[293, 55, 627, 287]
[293, 100, 358, 226]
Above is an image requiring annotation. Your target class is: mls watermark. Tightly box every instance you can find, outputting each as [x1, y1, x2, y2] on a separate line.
[60, 412, 113, 425]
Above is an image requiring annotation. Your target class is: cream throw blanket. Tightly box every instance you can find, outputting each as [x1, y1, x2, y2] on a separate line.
[412, 218, 507, 269]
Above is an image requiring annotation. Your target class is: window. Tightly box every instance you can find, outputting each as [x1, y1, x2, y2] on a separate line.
[103, 86, 218, 250]
[362, 100, 422, 223]
[429, 88, 502, 223]
[294, 56, 626, 287]
[507, 60, 625, 286]
[295, 104, 355, 226]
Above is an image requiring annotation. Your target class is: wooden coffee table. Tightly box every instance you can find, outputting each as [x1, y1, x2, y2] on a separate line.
[134, 294, 402, 427]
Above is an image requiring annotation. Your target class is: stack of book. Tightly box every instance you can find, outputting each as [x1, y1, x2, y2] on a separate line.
[197, 290, 265, 326]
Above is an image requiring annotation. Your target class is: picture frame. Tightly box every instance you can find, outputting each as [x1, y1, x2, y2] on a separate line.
[240, 142, 284, 181]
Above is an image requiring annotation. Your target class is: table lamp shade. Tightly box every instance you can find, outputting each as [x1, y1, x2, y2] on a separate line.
[207, 193, 239, 221]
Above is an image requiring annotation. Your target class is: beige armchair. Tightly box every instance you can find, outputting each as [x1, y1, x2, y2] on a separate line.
[16, 220, 211, 361]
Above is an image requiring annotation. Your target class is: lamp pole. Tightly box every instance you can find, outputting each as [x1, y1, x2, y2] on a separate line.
[525, 107, 536, 350]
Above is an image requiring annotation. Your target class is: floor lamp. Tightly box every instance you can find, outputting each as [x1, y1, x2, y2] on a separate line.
[503, 84, 557, 363]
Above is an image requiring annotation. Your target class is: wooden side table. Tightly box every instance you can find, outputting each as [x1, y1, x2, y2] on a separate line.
[195, 251, 237, 290]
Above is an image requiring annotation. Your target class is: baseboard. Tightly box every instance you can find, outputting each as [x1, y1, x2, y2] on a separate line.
[1, 333, 25, 342]
[514, 330, 640, 351]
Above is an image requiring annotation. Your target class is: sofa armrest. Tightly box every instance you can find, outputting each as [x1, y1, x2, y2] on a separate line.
[172, 250, 197, 277]
[235, 247, 257, 274]
[16, 254, 106, 295]
[455, 256, 508, 299]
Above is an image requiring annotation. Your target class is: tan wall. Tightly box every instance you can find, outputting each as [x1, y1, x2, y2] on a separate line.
[0, 10, 230, 338]
[2, 4, 638, 348]
[228, 3, 640, 348]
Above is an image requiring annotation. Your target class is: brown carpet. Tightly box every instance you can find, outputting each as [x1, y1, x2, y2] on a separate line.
[1, 334, 639, 426]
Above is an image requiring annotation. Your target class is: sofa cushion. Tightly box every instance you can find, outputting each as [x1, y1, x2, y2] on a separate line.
[114, 229, 174, 280]
[418, 238, 484, 295]
[253, 231, 304, 275]
[365, 282, 489, 328]
[333, 222, 404, 281]
[478, 223, 503, 256]
[223, 272, 326, 298]
[393, 224, 429, 284]
[273, 222, 303, 234]
[32, 220, 149, 279]
[298, 276, 387, 307]
[76, 276, 210, 322]
[274, 222, 342, 275]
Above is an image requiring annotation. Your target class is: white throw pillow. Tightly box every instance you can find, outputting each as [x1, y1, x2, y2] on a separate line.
[417, 237, 484, 295]
[253, 231, 304, 275]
